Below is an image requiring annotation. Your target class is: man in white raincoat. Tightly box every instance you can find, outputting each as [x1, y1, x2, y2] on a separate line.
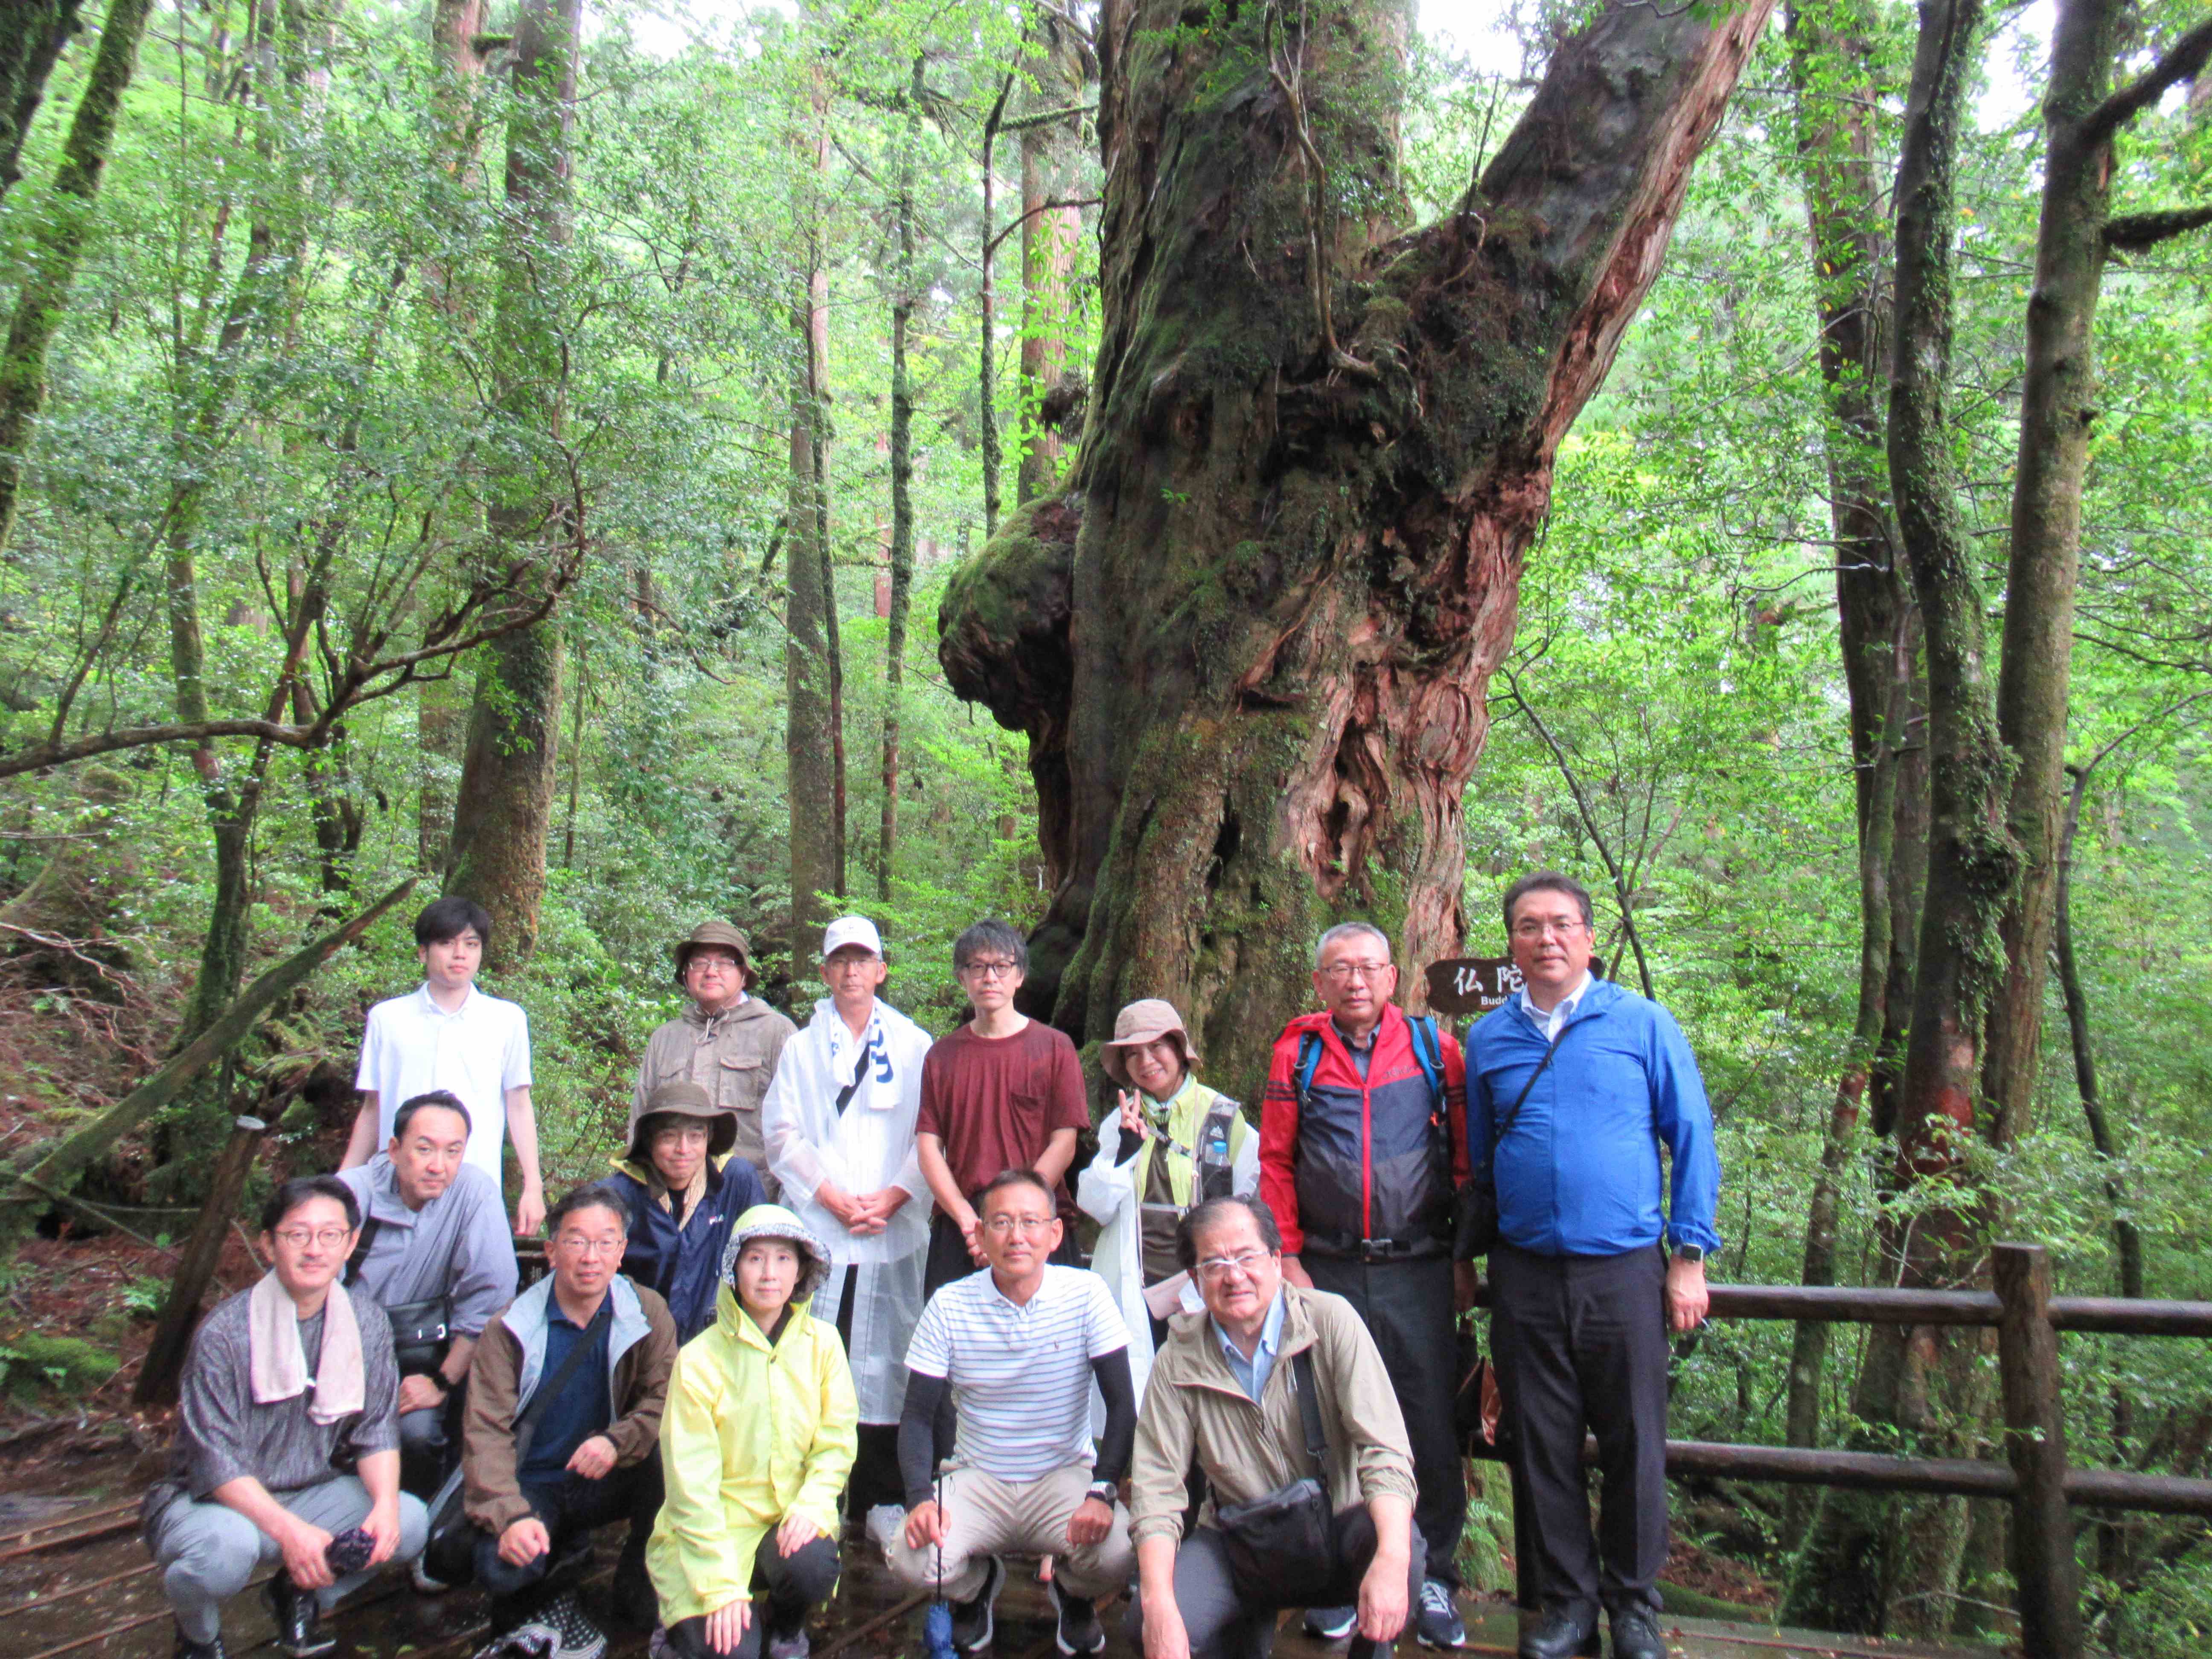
[763, 914, 934, 1521]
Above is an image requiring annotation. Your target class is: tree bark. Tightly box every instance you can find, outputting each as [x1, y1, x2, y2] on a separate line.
[0, 0, 84, 202]
[940, 0, 1775, 1087]
[786, 70, 840, 956]
[445, 0, 583, 970]
[1778, 0, 1919, 1543]
[1979, 0, 2131, 1150]
[1787, 0, 2012, 1632]
[978, 73, 1013, 539]
[0, 0, 158, 559]
[1016, 16, 1089, 505]
[879, 64, 922, 902]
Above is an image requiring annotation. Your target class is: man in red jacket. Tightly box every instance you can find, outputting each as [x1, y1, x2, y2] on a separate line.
[1262, 922, 1470, 1650]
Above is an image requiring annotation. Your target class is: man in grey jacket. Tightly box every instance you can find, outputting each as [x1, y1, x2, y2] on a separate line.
[1128, 1195, 1423, 1659]
[633, 921, 796, 1192]
[334, 1090, 517, 1502]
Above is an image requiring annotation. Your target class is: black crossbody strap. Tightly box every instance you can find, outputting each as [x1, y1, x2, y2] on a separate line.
[832, 1037, 873, 1115]
[514, 1301, 611, 1466]
[1291, 1346, 1330, 1470]
[344, 1216, 382, 1285]
[1492, 1017, 1581, 1150]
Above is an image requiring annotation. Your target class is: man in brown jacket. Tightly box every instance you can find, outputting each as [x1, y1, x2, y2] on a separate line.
[634, 922, 796, 1193]
[1128, 1195, 1423, 1659]
[457, 1186, 677, 1647]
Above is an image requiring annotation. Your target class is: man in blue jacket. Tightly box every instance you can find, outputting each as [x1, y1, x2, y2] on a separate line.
[603, 1081, 764, 1342]
[1464, 873, 1719, 1659]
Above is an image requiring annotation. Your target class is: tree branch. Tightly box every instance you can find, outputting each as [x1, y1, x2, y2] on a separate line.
[1000, 100, 1094, 133]
[2104, 204, 2212, 251]
[2083, 18, 2212, 146]
[984, 195, 1103, 258]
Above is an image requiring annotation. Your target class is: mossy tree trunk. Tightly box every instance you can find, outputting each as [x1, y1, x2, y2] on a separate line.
[0, 0, 84, 202]
[939, 0, 1775, 1092]
[879, 64, 921, 903]
[445, 0, 583, 970]
[1778, 0, 1928, 1546]
[1786, 0, 2013, 1633]
[1015, 13, 1089, 505]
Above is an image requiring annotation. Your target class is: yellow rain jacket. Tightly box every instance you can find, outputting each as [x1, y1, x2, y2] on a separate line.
[646, 1277, 859, 1621]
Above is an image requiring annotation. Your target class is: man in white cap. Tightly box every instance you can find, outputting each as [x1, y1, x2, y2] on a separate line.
[762, 914, 934, 1520]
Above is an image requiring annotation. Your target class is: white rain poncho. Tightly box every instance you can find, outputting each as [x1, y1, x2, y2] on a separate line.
[761, 995, 934, 1424]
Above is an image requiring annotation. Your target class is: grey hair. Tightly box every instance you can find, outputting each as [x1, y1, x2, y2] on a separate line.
[1176, 1194, 1284, 1272]
[1313, 921, 1392, 969]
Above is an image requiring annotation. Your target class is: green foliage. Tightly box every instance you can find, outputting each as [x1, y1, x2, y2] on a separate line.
[0, 1331, 118, 1403]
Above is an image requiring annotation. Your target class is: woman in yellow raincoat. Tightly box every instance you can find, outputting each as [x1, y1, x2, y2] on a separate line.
[649, 1206, 858, 1659]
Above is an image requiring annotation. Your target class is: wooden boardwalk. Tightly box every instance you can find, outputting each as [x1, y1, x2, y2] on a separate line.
[0, 1488, 2007, 1659]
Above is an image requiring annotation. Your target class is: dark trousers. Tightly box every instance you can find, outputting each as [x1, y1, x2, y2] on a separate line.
[831, 1271, 919, 1519]
[474, 1454, 665, 1607]
[663, 1533, 842, 1659]
[1125, 1511, 1426, 1659]
[1487, 1243, 1668, 1618]
[1305, 1254, 1463, 1587]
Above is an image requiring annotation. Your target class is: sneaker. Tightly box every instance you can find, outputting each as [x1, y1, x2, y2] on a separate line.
[472, 1622, 559, 1659]
[540, 1590, 608, 1659]
[1048, 1580, 1105, 1656]
[1416, 1580, 1466, 1650]
[411, 1556, 453, 1595]
[1305, 1607, 1358, 1642]
[172, 1622, 229, 1659]
[949, 1555, 1006, 1654]
[265, 1573, 335, 1659]
[766, 1629, 813, 1659]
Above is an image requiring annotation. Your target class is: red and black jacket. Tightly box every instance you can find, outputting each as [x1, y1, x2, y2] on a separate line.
[1260, 1004, 1468, 1260]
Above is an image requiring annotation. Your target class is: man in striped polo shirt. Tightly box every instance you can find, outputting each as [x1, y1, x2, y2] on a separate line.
[887, 1170, 1139, 1657]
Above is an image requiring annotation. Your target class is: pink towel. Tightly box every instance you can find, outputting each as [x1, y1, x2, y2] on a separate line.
[248, 1271, 365, 1424]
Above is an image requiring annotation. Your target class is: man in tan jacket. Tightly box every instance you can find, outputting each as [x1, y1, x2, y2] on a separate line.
[633, 922, 796, 1193]
[1128, 1195, 1423, 1659]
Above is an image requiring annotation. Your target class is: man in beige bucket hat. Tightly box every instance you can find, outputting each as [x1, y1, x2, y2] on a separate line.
[632, 922, 796, 1193]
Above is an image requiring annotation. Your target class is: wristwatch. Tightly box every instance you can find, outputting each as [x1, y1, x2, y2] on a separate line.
[1673, 1244, 1706, 1264]
[1086, 1480, 1119, 1506]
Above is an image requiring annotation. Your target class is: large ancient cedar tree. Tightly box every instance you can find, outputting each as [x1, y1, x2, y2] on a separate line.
[941, 0, 1775, 1087]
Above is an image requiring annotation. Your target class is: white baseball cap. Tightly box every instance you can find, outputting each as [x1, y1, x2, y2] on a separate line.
[821, 915, 885, 959]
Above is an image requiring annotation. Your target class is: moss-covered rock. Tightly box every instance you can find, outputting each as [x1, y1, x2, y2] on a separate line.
[0, 1331, 120, 1404]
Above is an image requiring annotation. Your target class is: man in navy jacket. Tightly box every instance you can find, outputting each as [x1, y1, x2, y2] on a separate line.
[1464, 873, 1720, 1659]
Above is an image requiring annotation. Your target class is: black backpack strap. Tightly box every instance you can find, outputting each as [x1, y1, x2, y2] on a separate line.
[1492, 1018, 1581, 1151]
[833, 1036, 873, 1116]
[344, 1216, 382, 1286]
[1291, 1346, 1330, 1470]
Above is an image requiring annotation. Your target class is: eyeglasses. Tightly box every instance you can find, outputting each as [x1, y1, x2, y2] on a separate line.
[554, 1235, 626, 1256]
[982, 1215, 1056, 1236]
[1195, 1249, 1272, 1282]
[960, 959, 1020, 981]
[273, 1227, 353, 1249]
[1319, 960, 1393, 982]
[1510, 918, 1588, 940]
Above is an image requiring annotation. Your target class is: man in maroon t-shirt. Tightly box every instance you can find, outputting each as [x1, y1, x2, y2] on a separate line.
[915, 918, 1091, 1295]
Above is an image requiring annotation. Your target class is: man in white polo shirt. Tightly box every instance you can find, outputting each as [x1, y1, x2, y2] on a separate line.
[888, 1169, 1138, 1658]
[341, 896, 544, 1237]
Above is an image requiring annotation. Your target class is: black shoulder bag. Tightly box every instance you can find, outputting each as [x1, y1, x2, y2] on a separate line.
[346, 1217, 454, 1378]
[1453, 1019, 1580, 1260]
[1215, 1348, 1338, 1604]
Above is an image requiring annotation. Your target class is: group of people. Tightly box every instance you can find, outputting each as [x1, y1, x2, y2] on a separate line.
[142, 871, 1721, 1659]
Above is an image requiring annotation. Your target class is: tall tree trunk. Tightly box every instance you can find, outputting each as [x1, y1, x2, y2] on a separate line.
[445, 0, 583, 970]
[978, 73, 1013, 540]
[879, 64, 922, 902]
[1787, 0, 2013, 1633]
[1016, 19, 1086, 505]
[0, 0, 157, 559]
[0, 0, 84, 202]
[786, 71, 840, 956]
[940, 0, 1774, 1087]
[1778, 0, 1919, 1544]
[1979, 0, 2132, 1148]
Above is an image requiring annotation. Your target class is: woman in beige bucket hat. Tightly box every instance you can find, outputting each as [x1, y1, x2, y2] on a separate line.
[1075, 999, 1259, 1404]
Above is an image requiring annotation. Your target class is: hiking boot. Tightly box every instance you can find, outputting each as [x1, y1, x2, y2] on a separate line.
[265, 1573, 335, 1659]
[540, 1590, 608, 1659]
[1607, 1606, 1665, 1659]
[1048, 1580, 1105, 1656]
[1304, 1606, 1357, 1642]
[172, 1622, 228, 1659]
[1416, 1580, 1466, 1650]
[949, 1555, 1005, 1654]
[1516, 1605, 1599, 1659]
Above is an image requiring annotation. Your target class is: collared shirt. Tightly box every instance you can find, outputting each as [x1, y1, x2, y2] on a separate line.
[1517, 970, 1595, 1042]
[1330, 1021, 1377, 1080]
[355, 984, 532, 1189]
[904, 1263, 1128, 1483]
[334, 1155, 518, 1338]
[1211, 1287, 1286, 1403]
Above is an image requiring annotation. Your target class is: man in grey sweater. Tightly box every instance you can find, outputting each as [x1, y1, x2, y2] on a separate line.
[143, 1176, 429, 1659]
[333, 1090, 518, 1500]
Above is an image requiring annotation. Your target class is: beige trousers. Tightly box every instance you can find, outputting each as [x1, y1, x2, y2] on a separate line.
[885, 1462, 1134, 1603]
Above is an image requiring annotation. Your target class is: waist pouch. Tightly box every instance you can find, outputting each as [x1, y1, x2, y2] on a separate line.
[1214, 1348, 1336, 1603]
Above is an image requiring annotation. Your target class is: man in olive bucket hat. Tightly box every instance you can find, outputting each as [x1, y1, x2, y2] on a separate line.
[603, 1080, 766, 1343]
[634, 923, 797, 1196]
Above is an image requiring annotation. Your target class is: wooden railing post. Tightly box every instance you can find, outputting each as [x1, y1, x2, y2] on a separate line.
[133, 1115, 268, 1407]
[1995, 1242, 2084, 1659]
